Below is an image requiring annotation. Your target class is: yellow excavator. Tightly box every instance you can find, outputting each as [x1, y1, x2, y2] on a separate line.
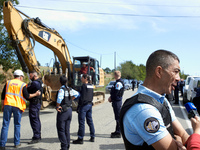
[3, 1, 105, 109]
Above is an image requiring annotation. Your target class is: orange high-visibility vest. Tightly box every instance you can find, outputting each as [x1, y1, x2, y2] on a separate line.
[4, 79, 27, 112]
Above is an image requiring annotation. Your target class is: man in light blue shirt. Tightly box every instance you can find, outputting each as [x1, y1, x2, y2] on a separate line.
[56, 75, 79, 150]
[120, 50, 189, 150]
[57, 86, 79, 104]
[123, 85, 176, 146]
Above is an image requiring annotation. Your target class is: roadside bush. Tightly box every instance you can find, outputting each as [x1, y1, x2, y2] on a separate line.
[0, 74, 6, 83]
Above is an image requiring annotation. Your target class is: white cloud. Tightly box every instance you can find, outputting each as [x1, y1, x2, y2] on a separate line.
[16, 0, 200, 32]
[151, 21, 167, 33]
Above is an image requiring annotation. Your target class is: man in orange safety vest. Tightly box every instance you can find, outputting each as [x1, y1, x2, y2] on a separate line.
[0, 70, 41, 149]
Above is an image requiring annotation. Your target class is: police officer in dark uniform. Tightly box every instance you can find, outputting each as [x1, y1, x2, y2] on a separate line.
[56, 75, 79, 150]
[165, 90, 174, 102]
[108, 71, 124, 138]
[174, 81, 180, 104]
[73, 74, 95, 144]
[27, 70, 43, 144]
[131, 79, 136, 91]
[180, 79, 185, 96]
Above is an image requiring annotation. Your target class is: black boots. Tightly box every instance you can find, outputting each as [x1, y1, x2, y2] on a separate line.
[73, 137, 95, 144]
[111, 132, 121, 138]
[89, 137, 95, 142]
[73, 138, 83, 144]
[28, 137, 41, 144]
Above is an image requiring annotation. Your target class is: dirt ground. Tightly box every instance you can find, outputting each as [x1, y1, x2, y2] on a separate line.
[0, 67, 113, 99]
[0, 66, 13, 93]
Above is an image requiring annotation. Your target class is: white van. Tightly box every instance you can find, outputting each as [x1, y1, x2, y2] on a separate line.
[183, 76, 200, 103]
[187, 77, 200, 102]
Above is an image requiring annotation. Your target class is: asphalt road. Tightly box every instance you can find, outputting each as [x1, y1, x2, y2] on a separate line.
[0, 89, 193, 150]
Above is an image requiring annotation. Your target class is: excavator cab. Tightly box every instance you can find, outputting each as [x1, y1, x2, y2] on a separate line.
[72, 56, 100, 88]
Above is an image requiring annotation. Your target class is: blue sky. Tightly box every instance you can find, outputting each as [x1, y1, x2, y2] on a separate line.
[14, 0, 200, 76]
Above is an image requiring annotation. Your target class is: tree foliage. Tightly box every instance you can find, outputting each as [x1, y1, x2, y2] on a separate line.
[117, 61, 146, 81]
[104, 67, 111, 73]
[137, 64, 146, 81]
[37, 61, 41, 66]
[0, 0, 20, 71]
[180, 70, 189, 80]
[115, 60, 188, 81]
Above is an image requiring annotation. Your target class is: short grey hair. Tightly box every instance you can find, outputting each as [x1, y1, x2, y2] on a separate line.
[146, 49, 180, 77]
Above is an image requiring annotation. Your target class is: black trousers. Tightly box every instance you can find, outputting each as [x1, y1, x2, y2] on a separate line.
[57, 108, 72, 150]
[193, 97, 200, 114]
[112, 100, 122, 133]
[174, 89, 179, 104]
[29, 103, 41, 139]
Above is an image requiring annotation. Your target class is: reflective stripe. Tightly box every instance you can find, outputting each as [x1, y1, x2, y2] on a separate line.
[5, 82, 27, 103]
[19, 83, 26, 96]
[20, 83, 27, 103]
[5, 92, 26, 102]
[6, 80, 11, 93]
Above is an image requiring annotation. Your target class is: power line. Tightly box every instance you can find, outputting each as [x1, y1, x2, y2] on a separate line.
[117, 53, 126, 62]
[43, 0, 200, 8]
[16, 5, 200, 18]
[65, 39, 113, 56]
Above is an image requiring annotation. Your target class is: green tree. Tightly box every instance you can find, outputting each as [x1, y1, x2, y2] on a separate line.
[119, 61, 139, 79]
[109, 69, 115, 72]
[37, 61, 41, 66]
[0, 0, 20, 71]
[104, 67, 111, 73]
[138, 64, 146, 81]
[180, 70, 189, 80]
[118, 60, 188, 82]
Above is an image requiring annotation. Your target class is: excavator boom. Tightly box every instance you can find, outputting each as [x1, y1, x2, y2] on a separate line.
[3, 1, 72, 74]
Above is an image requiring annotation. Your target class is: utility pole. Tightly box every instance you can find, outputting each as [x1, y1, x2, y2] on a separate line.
[114, 51, 116, 70]
[100, 54, 102, 67]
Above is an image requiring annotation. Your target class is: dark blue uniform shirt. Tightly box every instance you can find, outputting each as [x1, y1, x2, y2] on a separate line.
[27, 81, 41, 94]
[196, 87, 200, 98]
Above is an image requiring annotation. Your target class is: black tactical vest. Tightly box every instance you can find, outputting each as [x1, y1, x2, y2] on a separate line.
[119, 93, 174, 150]
[111, 79, 124, 101]
[79, 83, 93, 106]
[60, 86, 73, 111]
[60, 86, 72, 112]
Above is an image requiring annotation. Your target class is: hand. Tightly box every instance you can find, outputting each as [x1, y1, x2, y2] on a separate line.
[174, 135, 187, 150]
[35, 90, 41, 96]
[76, 108, 79, 114]
[1, 105, 4, 112]
[191, 116, 200, 134]
[1, 101, 4, 112]
[76, 106, 80, 113]
[175, 140, 187, 150]
[56, 106, 62, 112]
[174, 135, 182, 142]
[92, 67, 95, 72]
[108, 97, 112, 103]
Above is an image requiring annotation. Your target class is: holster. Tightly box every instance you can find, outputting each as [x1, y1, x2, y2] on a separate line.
[31, 99, 40, 105]
[61, 104, 71, 112]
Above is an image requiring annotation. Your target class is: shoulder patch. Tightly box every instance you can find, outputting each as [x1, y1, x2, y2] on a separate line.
[87, 85, 93, 89]
[144, 117, 160, 133]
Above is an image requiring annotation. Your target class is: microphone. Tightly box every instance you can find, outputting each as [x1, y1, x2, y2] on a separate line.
[184, 102, 199, 119]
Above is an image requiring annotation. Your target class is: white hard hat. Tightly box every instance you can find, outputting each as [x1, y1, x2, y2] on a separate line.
[82, 62, 87, 65]
[14, 69, 24, 77]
